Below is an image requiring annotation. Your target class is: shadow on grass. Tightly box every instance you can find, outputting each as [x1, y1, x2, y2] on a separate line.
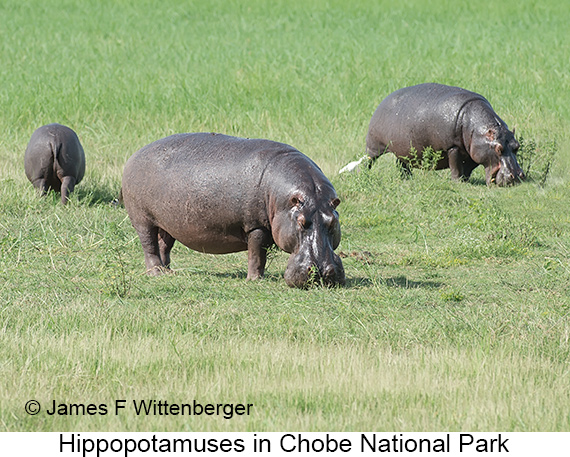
[383, 275, 442, 289]
[211, 271, 371, 289]
[345, 277, 374, 288]
[210, 271, 283, 283]
[74, 183, 121, 206]
[468, 176, 487, 186]
[466, 176, 487, 187]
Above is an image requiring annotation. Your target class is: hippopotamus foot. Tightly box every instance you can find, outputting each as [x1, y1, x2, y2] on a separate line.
[146, 265, 173, 276]
[246, 228, 272, 280]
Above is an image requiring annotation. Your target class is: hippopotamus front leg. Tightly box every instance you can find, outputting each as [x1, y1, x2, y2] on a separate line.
[448, 147, 479, 182]
[461, 156, 479, 181]
[246, 228, 272, 280]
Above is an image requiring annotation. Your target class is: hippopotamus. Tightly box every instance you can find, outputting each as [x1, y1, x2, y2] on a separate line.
[364, 83, 524, 186]
[24, 123, 86, 204]
[121, 132, 345, 288]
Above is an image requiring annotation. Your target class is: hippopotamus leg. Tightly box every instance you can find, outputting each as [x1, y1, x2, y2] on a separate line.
[60, 176, 77, 204]
[461, 156, 479, 181]
[246, 228, 273, 280]
[448, 147, 481, 182]
[130, 220, 168, 275]
[448, 147, 464, 180]
[158, 229, 175, 269]
[31, 178, 49, 196]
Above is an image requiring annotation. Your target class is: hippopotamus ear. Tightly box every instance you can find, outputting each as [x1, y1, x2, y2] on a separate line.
[495, 143, 504, 154]
[331, 197, 340, 209]
[511, 138, 520, 153]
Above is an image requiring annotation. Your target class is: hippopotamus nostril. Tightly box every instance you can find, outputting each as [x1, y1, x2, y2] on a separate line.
[322, 264, 336, 279]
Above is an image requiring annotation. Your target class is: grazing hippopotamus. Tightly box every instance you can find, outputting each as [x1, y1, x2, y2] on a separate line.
[365, 83, 524, 186]
[121, 132, 345, 288]
[24, 123, 86, 204]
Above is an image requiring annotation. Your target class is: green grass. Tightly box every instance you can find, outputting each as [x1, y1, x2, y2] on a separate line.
[1, 0, 570, 431]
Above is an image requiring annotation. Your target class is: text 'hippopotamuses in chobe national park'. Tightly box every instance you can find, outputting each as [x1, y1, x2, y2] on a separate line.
[344, 83, 524, 186]
[122, 132, 345, 288]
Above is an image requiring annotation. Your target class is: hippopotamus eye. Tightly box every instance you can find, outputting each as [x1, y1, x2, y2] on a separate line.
[290, 195, 305, 208]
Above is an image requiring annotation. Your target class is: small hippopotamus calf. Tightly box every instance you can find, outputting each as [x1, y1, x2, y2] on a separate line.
[24, 123, 86, 204]
[121, 133, 345, 288]
[364, 83, 524, 186]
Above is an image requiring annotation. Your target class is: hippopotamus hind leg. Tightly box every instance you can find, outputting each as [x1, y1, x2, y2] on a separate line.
[60, 176, 77, 205]
[448, 147, 465, 181]
[246, 228, 272, 280]
[32, 178, 49, 196]
[158, 229, 175, 269]
[132, 221, 167, 275]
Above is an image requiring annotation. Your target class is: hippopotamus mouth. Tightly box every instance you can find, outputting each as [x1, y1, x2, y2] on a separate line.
[285, 254, 345, 289]
[489, 154, 525, 186]
[283, 249, 346, 289]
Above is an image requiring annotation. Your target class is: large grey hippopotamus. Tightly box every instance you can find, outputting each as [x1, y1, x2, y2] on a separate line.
[24, 123, 86, 204]
[121, 133, 345, 288]
[364, 83, 524, 186]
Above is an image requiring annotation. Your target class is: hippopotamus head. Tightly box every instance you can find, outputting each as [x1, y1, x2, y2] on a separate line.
[271, 192, 345, 288]
[471, 126, 525, 186]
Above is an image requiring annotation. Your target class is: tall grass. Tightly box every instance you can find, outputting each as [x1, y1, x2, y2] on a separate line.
[1, 0, 569, 431]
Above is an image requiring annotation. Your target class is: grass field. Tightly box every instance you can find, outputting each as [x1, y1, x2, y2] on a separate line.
[1, 0, 569, 431]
